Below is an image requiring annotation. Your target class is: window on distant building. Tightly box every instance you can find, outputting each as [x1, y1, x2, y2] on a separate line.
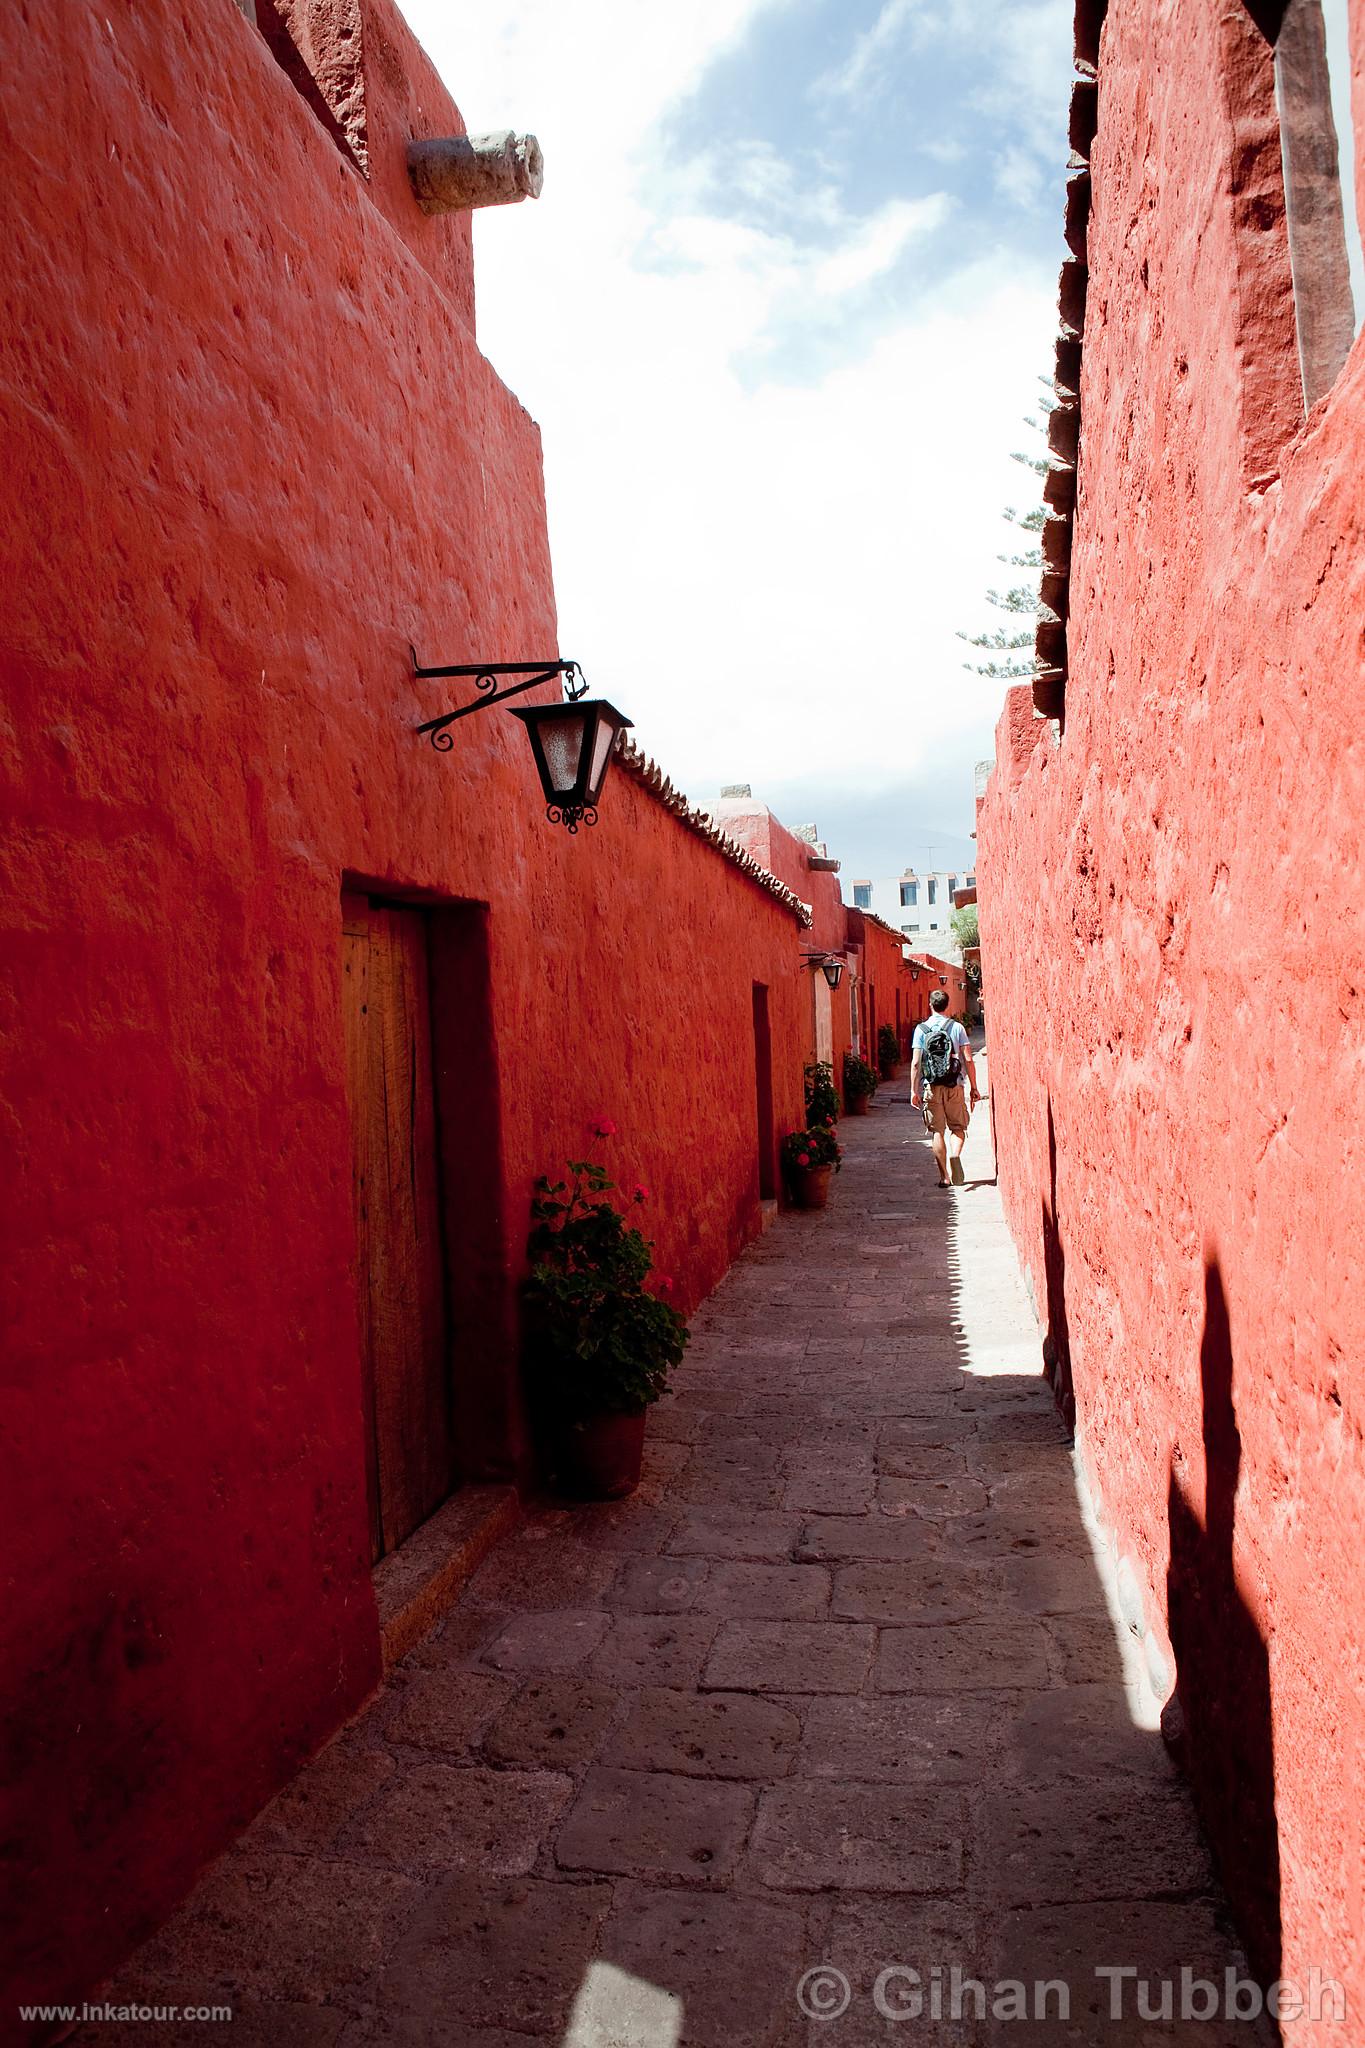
[931, 922, 939, 931]
[1257, 0, 1364, 405]
[901, 923, 920, 935]
[899, 881, 918, 907]
[966, 873, 976, 888]
[948, 875, 958, 895]
[927, 879, 937, 906]
[248, 0, 369, 172]
[853, 884, 872, 909]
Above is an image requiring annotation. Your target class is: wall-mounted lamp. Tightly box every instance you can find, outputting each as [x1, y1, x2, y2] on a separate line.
[412, 654, 632, 834]
[801, 952, 846, 990]
[938, 974, 948, 986]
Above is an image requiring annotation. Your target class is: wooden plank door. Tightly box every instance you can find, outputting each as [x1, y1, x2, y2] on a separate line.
[341, 897, 452, 1561]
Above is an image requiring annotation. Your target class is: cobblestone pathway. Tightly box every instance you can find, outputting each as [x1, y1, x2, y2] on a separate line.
[92, 1052, 1269, 2046]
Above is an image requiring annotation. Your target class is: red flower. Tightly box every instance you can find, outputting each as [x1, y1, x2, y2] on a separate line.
[632, 1183, 651, 1204]
[589, 1116, 617, 1138]
[824, 1116, 834, 1127]
[797, 1152, 810, 1168]
[656, 1274, 675, 1294]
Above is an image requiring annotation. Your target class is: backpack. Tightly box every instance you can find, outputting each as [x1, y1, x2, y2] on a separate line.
[920, 1020, 961, 1089]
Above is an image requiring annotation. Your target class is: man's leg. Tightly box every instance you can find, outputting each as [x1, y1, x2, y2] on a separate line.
[946, 1089, 969, 1184]
[924, 1098, 950, 1185]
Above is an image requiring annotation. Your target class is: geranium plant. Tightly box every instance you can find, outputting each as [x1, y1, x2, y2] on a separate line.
[878, 1023, 900, 1067]
[523, 1157, 688, 1424]
[843, 1051, 879, 1099]
[780, 1125, 842, 1176]
[804, 1060, 839, 1125]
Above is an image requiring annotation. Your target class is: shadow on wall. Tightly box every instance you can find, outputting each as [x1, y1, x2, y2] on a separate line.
[1041, 1097, 1076, 1434]
[1167, 1259, 1283, 1994]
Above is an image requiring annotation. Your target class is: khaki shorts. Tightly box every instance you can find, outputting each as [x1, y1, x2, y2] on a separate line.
[923, 1084, 969, 1137]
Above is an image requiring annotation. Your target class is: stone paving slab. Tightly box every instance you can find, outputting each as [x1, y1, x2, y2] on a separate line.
[79, 1066, 1270, 2046]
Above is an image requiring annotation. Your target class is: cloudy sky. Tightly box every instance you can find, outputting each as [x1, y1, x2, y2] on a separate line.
[403, 0, 1073, 875]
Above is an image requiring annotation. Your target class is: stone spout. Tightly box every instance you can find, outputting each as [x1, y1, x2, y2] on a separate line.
[407, 131, 544, 214]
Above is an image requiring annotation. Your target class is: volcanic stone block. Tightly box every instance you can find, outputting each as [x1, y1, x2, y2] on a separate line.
[987, 1897, 1254, 2046]
[598, 1884, 813, 2048]
[1045, 1614, 1126, 1684]
[378, 1872, 613, 2034]
[747, 1782, 966, 1892]
[832, 1560, 1005, 1626]
[978, 1782, 1213, 1908]
[606, 1554, 710, 1612]
[465, 1534, 622, 1611]
[341, 1765, 572, 1875]
[669, 1509, 804, 1561]
[877, 1620, 1051, 1692]
[383, 1668, 515, 1755]
[588, 1613, 719, 1688]
[795, 1515, 941, 1564]
[1007, 1686, 1180, 1789]
[612, 1688, 801, 1779]
[481, 1610, 611, 1675]
[696, 1560, 833, 1620]
[246, 1738, 396, 1854]
[816, 1897, 985, 2048]
[798, 1694, 1014, 1784]
[555, 1768, 753, 1882]
[117, 1852, 420, 2003]
[482, 1678, 621, 1771]
[878, 1475, 990, 1518]
[1001, 1551, 1109, 1616]
[703, 1619, 875, 1693]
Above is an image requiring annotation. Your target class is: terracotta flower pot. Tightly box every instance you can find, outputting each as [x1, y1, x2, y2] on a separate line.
[846, 1093, 870, 1115]
[557, 1409, 647, 1499]
[879, 1058, 897, 1082]
[789, 1163, 833, 1209]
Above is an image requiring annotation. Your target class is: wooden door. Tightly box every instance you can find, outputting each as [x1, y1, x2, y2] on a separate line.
[341, 897, 452, 1561]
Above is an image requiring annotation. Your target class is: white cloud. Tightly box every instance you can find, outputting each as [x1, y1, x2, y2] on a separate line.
[401, 0, 1061, 812]
[811, 194, 950, 295]
[813, 0, 929, 106]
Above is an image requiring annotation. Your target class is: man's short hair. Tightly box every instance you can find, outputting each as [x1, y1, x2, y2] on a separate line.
[929, 989, 950, 1012]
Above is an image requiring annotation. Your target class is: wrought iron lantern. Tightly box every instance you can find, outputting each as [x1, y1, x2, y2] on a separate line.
[801, 951, 845, 990]
[411, 652, 631, 833]
[509, 698, 633, 834]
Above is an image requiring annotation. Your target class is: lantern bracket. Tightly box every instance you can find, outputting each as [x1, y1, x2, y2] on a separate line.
[411, 652, 587, 751]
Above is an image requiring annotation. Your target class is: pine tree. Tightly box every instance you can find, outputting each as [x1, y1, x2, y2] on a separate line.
[958, 382, 1051, 680]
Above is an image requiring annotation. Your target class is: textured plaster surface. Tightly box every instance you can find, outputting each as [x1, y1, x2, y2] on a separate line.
[977, 2, 1365, 2034]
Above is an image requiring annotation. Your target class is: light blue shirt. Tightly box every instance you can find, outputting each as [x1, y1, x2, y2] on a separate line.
[912, 1018, 969, 1102]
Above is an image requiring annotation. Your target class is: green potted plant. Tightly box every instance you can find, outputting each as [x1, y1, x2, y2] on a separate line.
[877, 1022, 900, 1081]
[843, 1050, 878, 1114]
[523, 1147, 688, 1499]
[804, 1059, 839, 1125]
[781, 1124, 842, 1209]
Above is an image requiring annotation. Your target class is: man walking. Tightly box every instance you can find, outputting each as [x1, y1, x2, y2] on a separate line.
[910, 990, 981, 1188]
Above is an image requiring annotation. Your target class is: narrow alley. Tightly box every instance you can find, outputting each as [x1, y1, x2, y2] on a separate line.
[86, 1058, 1269, 2047]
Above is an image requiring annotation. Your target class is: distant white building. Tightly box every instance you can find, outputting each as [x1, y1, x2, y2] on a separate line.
[845, 866, 976, 961]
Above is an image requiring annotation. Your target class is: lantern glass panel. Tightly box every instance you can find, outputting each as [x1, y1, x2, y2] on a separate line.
[587, 715, 618, 799]
[534, 709, 592, 795]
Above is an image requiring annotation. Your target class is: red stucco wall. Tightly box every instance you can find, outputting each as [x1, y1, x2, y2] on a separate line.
[708, 799, 858, 1096]
[0, 0, 806, 2022]
[978, 2, 1365, 2029]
